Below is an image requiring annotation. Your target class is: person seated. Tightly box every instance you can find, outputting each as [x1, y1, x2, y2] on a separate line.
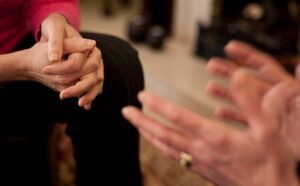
[0, 0, 143, 185]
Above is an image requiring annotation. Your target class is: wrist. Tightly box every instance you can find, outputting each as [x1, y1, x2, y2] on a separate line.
[0, 50, 31, 83]
[13, 49, 32, 81]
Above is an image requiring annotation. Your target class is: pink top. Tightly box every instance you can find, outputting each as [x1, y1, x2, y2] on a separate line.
[0, 0, 80, 54]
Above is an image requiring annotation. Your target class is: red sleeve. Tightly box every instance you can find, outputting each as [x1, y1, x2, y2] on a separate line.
[25, 0, 80, 40]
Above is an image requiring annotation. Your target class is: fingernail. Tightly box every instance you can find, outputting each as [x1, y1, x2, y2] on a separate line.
[137, 91, 146, 101]
[49, 52, 59, 61]
[84, 104, 91, 110]
[121, 107, 127, 114]
[60, 93, 64, 100]
[78, 99, 86, 107]
[60, 93, 66, 100]
[121, 107, 131, 116]
[85, 40, 96, 48]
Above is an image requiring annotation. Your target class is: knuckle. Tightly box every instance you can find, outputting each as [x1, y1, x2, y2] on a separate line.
[69, 58, 82, 71]
[90, 60, 100, 71]
[55, 75, 71, 84]
[201, 153, 216, 165]
[217, 137, 229, 150]
[90, 77, 98, 85]
[230, 70, 249, 90]
[211, 133, 231, 153]
[55, 75, 65, 84]
[167, 107, 182, 123]
[74, 61, 82, 71]
[56, 84, 66, 92]
[214, 133, 227, 146]
[157, 128, 169, 143]
[96, 76, 104, 84]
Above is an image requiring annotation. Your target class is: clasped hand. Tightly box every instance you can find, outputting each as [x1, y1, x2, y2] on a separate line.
[25, 13, 104, 110]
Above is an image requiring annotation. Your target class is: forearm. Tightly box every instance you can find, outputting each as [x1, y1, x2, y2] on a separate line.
[0, 50, 28, 83]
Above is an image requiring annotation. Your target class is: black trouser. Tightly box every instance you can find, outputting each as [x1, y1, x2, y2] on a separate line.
[0, 32, 144, 186]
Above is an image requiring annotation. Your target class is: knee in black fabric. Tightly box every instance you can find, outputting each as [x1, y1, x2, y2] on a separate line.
[80, 32, 144, 106]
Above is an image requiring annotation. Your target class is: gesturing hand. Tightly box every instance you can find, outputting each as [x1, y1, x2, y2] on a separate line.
[205, 40, 300, 159]
[122, 71, 299, 186]
[205, 41, 292, 123]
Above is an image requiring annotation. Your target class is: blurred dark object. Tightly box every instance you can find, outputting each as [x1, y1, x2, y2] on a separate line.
[127, 0, 174, 40]
[101, 0, 131, 16]
[142, 0, 174, 36]
[127, 0, 172, 50]
[128, 14, 152, 43]
[146, 25, 167, 49]
[195, 0, 300, 73]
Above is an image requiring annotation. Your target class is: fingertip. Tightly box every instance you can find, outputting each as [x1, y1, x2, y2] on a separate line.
[137, 90, 147, 101]
[49, 52, 61, 62]
[42, 67, 51, 74]
[60, 92, 68, 100]
[121, 106, 130, 114]
[59, 93, 64, 100]
[85, 39, 96, 49]
[121, 106, 135, 116]
[84, 103, 92, 110]
[224, 40, 244, 51]
[205, 82, 215, 94]
[78, 98, 84, 107]
[224, 40, 249, 59]
[206, 58, 219, 73]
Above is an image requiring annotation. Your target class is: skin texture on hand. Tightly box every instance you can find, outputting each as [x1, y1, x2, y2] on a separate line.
[205, 41, 300, 159]
[121, 41, 300, 186]
[41, 13, 81, 61]
[23, 37, 98, 93]
[122, 87, 298, 186]
[40, 13, 104, 110]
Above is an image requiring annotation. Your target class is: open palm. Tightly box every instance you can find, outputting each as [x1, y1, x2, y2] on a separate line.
[206, 40, 300, 159]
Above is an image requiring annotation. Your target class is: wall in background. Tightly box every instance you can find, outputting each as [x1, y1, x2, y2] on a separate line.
[172, 0, 213, 45]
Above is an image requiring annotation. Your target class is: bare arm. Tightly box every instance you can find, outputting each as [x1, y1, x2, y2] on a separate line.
[0, 50, 28, 83]
[0, 37, 96, 92]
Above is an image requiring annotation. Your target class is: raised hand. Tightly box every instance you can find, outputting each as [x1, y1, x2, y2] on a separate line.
[122, 70, 298, 186]
[206, 40, 300, 159]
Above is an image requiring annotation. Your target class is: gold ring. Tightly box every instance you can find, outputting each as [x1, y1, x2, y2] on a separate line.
[179, 152, 192, 168]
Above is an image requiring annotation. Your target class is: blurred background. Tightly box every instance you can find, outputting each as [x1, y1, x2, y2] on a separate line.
[79, 0, 300, 185]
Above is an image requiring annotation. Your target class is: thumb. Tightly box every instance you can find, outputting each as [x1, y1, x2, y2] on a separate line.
[45, 23, 65, 62]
